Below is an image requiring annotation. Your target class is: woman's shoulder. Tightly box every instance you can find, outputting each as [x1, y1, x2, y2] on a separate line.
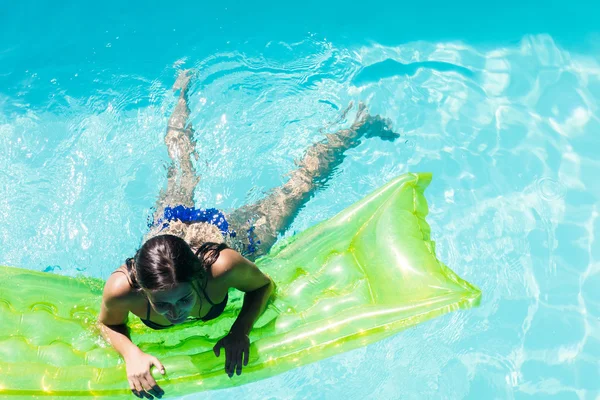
[210, 248, 254, 280]
[99, 264, 144, 325]
[103, 265, 139, 305]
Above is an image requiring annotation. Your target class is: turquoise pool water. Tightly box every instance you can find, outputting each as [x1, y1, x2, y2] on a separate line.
[1, 1, 599, 399]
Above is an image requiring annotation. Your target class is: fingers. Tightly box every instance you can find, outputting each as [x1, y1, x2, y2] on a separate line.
[243, 346, 250, 367]
[150, 384, 165, 398]
[227, 348, 244, 377]
[142, 375, 163, 399]
[231, 349, 240, 377]
[129, 379, 142, 398]
[225, 346, 233, 377]
[129, 374, 164, 399]
[147, 358, 165, 398]
[236, 350, 243, 376]
[213, 339, 222, 357]
[235, 348, 244, 376]
[151, 357, 166, 376]
[131, 378, 151, 399]
[215, 335, 251, 377]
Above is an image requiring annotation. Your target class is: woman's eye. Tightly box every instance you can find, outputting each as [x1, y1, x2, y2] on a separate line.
[178, 296, 192, 304]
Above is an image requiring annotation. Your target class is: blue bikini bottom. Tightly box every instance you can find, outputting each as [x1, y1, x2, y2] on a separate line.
[150, 205, 259, 254]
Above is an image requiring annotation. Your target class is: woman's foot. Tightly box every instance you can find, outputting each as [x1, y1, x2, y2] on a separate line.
[361, 115, 400, 142]
[172, 69, 195, 95]
[354, 102, 400, 142]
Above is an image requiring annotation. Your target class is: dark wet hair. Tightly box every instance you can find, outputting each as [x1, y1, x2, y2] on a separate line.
[124, 234, 228, 292]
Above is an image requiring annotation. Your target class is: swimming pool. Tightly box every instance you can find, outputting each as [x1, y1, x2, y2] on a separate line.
[1, 1, 599, 399]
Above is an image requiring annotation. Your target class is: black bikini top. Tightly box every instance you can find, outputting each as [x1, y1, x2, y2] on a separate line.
[140, 285, 228, 330]
[111, 250, 228, 330]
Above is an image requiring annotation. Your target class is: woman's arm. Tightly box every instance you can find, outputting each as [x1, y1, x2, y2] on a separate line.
[98, 275, 166, 397]
[97, 274, 141, 359]
[226, 255, 274, 336]
[212, 249, 275, 376]
[229, 279, 274, 335]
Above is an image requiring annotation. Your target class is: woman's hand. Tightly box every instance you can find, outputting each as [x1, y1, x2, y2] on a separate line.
[213, 331, 250, 377]
[124, 350, 165, 398]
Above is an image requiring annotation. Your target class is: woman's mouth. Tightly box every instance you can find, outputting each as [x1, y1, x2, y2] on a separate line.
[168, 314, 187, 323]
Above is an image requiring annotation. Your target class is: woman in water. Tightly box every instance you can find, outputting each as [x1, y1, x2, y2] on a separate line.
[98, 70, 399, 398]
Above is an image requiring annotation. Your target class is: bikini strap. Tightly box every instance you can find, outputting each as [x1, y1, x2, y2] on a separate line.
[111, 267, 152, 320]
[193, 246, 219, 306]
[146, 298, 152, 320]
[199, 284, 217, 306]
[110, 269, 127, 276]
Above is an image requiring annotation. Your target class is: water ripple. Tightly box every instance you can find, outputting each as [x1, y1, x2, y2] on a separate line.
[1, 33, 599, 398]
[537, 177, 567, 201]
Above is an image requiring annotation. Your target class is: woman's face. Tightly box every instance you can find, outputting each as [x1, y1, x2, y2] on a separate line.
[147, 282, 197, 324]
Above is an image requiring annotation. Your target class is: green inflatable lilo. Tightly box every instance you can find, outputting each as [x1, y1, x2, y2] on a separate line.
[0, 173, 481, 398]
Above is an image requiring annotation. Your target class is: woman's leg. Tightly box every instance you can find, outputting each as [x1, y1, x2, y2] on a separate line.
[151, 70, 200, 224]
[226, 103, 399, 259]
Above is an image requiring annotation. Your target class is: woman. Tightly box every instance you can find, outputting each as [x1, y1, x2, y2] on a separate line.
[98, 70, 399, 399]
